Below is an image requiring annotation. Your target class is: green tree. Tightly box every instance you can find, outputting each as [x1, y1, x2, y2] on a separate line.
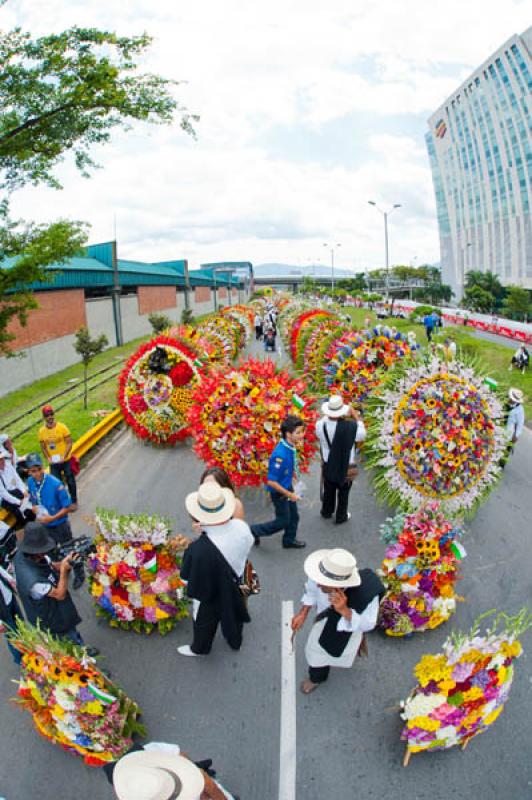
[502, 286, 531, 321]
[465, 270, 504, 309]
[148, 312, 173, 333]
[300, 276, 316, 294]
[73, 326, 108, 409]
[0, 21, 197, 354]
[461, 285, 494, 313]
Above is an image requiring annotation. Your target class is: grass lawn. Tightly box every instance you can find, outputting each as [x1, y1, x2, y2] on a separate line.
[343, 307, 532, 423]
[0, 336, 148, 454]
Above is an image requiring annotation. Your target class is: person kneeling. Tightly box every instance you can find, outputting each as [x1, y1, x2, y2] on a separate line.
[291, 548, 384, 694]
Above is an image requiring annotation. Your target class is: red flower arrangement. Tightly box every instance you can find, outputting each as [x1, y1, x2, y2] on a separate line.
[118, 334, 205, 445]
[289, 310, 334, 362]
[187, 357, 318, 487]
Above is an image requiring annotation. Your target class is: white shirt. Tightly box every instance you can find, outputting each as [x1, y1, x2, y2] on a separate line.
[141, 742, 234, 799]
[204, 518, 254, 578]
[0, 460, 26, 505]
[0, 565, 14, 605]
[315, 417, 366, 463]
[301, 579, 379, 668]
[506, 404, 525, 440]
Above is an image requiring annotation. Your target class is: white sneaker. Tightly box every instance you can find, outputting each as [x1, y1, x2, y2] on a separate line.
[177, 645, 202, 657]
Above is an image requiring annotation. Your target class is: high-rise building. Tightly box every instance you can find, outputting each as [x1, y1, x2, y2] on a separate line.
[426, 28, 531, 299]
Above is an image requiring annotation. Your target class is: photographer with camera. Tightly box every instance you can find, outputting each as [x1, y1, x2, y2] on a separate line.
[14, 522, 98, 655]
[25, 452, 74, 545]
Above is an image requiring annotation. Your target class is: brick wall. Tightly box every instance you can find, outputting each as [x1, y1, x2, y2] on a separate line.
[6, 289, 86, 351]
[218, 287, 228, 299]
[137, 285, 177, 315]
[194, 287, 211, 303]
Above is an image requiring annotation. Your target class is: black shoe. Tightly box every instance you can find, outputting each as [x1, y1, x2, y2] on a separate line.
[320, 512, 332, 519]
[253, 534, 261, 547]
[283, 540, 306, 549]
[335, 512, 352, 525]
[86, 646, 100, 658]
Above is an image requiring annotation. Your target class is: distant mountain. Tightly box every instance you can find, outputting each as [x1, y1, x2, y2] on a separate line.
[254, 262, 359, 278]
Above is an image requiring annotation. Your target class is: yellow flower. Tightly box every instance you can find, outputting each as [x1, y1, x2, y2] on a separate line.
[496, 666, 508, 685]
[458, 649, 483, 663]
[414, 654, 453, 687]
[462, 686, 484, 702]
[155, 608, 170, 620]
[84, 700, 104, 715]
[408, 716, 441, 732]
[483, 706, 503, 727]
[500, 640, 522, 659]
[437, 678, 456, 693]
[91, 583, 104, 598]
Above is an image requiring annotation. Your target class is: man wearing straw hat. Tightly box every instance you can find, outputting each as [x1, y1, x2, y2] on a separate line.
[110, 744, 237, 799]
[291, 547, 384, 694]
[316, 395, 365, 525]
[502, 387, 526, 466]
[178, 482, 253, 657]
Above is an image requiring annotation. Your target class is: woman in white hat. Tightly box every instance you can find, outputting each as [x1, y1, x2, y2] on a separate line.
[315, 396, 365, 524]
[505, 387, 525, 457]
[291, 548, 384, 694]
[177, 482, 254, 657]
[110, 742, 237, 799]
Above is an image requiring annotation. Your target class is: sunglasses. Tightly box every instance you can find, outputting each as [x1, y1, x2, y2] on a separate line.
[43, 412, 54, 418]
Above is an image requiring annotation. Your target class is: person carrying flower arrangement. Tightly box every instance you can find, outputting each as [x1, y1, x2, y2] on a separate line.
[291, 547, 384, 694]
[177, 482, 254, 657]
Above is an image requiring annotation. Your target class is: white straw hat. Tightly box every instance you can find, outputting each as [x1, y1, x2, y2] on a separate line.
[304, 548, 361, 588]
[113, 749, 204, 800]
[508, 388, 524, 404]
[185, 481, 236, 525]
[321, 395, 349, 418]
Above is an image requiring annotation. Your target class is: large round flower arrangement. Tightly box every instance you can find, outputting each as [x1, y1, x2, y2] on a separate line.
[221, 304, 254, 340]
[10, 620, 144, 765]
[119, 335, 204, 444]
[87, 509, 189, 635]
[378, 504, 465, 636]
[196, 314, 244, 362]
[324, 327, 415, 406]
[289, 309, 333, 362]
[365, 356, 507, 515]
[188, 357, 318, 487]
[302, 317, 345, 380]
[400, 610, 531, 762]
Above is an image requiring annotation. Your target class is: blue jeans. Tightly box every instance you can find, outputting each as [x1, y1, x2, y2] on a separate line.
[251, 490, 299, 545]
[62, 628, 84, 646]
[2, 598, 22, 665]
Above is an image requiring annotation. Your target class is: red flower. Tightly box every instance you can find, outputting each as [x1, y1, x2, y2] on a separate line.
[169, 361, 194, 387]
[129, 394, 147, 414]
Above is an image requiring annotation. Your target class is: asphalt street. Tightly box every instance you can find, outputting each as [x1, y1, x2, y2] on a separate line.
[1, 336, 532, 800]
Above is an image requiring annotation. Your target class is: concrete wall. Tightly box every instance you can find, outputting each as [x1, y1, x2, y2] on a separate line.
[85, 297, 117, 343]
[0, 333, 80, 395]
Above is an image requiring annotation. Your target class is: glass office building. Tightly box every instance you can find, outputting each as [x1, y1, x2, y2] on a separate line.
[426, 28, 532, 299]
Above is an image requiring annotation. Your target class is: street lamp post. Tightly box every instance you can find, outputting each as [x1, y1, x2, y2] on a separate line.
[368, 201, 401, 304]
[323, 242, 341, 293]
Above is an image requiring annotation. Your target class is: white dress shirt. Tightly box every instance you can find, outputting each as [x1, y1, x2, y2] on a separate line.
[0, 461, 26, 505]
[204, 518, 254, 578]
[315, 417, 366, 463]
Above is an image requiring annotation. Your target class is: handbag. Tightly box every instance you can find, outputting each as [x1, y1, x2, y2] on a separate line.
[69, 455, 81, 476]
[239, 559, 261, 597]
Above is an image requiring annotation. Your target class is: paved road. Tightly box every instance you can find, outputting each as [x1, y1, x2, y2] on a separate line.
[2, 338, 532, 800]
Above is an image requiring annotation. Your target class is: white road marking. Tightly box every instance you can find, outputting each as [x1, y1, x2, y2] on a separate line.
[279, 600, 296, 800]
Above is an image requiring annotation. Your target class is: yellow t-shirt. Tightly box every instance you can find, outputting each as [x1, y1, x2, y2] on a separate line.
[39, 421, 71, 460]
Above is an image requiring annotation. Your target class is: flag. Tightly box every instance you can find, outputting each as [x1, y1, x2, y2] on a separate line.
[193, 358, 203, 368]
[144, 556, 157, 573]
[450, 542, 467, 560]
[88, 683, 116, 705]
[483, 377, 498, 390]
[291, 393, 305, 410]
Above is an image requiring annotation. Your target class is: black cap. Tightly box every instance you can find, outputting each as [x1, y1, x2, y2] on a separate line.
[21, 522, 57, 555]
[25, 452, 43, 468]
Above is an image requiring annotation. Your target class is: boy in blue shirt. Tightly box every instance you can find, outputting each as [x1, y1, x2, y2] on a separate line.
[251, 416, 306, 549]
[25, 453, 73, 545]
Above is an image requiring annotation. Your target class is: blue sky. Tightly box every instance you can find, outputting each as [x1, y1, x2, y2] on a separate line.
[2, 0, 530, 272]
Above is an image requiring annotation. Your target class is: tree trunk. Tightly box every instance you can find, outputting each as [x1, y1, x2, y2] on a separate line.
[83, 364, 88, 410]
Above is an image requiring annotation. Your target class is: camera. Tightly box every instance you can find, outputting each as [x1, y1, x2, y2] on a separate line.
[54, 536, 96, 590]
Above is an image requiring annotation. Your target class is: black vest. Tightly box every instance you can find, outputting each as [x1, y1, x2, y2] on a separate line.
[318, 569, 385, 658]
[322, 419, 357, 484]
[14, 551, 81, 634]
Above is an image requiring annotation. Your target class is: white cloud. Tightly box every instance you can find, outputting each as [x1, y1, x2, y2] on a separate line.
[2, 0, 530, 270]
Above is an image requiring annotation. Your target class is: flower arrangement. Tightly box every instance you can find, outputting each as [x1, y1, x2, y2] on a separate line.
[378, 504, 466, 636]
[9, 620, 145, 766]
[221, 305, 254, 342]
[196, 314, 244, 362]
[301, 316, 345, 379]
[364, 355, 507, 515]
[187, 357, 318, 487]
[324, 327, 415, 406]
[87, 509, 190, 635]
[400, 610, 532, 763]
[118, 334, 205, 444]
[289, 309, 334, 362]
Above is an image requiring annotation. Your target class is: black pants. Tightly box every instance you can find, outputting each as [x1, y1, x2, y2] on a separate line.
[47, 520, 73, 545]
[309, 665, 330, 683]
[1, 490, 35, 530]
[50, 460, 77, 503]
[191, 601, 242, 655]
[321, 477, 352, 523]
[255, 325, 263, 340]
